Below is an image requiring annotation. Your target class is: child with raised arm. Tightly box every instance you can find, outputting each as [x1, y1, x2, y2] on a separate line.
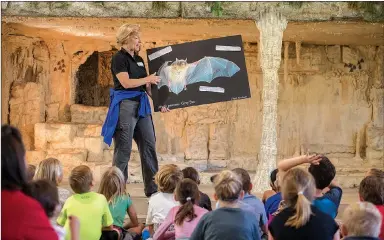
[154, 178, 208, 240]
[190, 170, 260, 240]
[99, 167, 143, 240]
[277, 154, 342, 218]
[57, 165, 114, 240]
[146, 164, 183, 237]
[268, 168, 340, 240]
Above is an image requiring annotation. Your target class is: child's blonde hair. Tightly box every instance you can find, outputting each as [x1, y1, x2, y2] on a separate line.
[34, 158, 63, 186]
[155, 164, 183, 193]
[281, 168, 315, 229]
[342, 202, 382, 237]
[98, 167, 127, 204]
[214, 170, 243, 202]
[116, 24, 140, 47]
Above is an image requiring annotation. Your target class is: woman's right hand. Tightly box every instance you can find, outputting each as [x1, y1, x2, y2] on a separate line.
[146, 73, 161, 85]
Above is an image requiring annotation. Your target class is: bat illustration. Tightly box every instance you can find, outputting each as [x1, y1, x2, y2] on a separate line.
[157, 57, 240, 95]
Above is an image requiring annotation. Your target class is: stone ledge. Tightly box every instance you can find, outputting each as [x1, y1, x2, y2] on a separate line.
[70, 104, 108, 124]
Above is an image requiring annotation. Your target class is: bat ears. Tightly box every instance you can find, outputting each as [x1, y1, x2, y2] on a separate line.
[175, 58, 187, 62]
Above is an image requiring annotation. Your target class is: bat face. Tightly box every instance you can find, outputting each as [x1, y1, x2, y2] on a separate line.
[169, 59, 189, 84]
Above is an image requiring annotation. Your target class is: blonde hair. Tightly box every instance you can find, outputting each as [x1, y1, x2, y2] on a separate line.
[98, 167, 127, 204]
[342, 202, 382, 237]
[155, 164, 183, 193]
[281, 168, 316, 228]
[116, 24, 140, 47]
[214, 170, 243, 202]
[69, 165, 93, 194]
[34, 158, 63, 185]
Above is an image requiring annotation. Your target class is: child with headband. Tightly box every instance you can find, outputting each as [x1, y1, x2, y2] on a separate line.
[154, 179, 208, 240]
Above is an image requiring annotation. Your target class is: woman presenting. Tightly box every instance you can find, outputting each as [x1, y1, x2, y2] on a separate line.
[102, 24, 168, 197]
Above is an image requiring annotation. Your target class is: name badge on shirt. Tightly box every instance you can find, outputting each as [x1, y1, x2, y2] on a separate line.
[137, 62, 144, 67]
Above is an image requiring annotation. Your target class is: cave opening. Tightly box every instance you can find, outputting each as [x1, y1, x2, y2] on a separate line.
[75, 50, 117, 106]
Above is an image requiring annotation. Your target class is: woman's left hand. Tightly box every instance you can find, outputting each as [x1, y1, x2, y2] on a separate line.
[160, 106, 170, 113]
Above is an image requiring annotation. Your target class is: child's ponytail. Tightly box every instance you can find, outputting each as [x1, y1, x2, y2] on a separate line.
[281, 168, 316, 229]
[286, 191, 312, 228]
[174, 179, 200, 226]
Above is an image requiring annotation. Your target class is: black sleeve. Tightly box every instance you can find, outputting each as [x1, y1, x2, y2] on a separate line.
[268, 214, 281, 238]
[112, 54, 129, 75]
[205, 194, 212, 211]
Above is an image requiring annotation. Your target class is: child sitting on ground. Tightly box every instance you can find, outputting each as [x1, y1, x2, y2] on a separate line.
[27, 179, 80, 240]
[232, 168, 268, 238]
[264, 169, 283, 220]
[277, 154, 343, 218]
[27, 164, 36, 181]
[57, 165, 114, 240]
[341, 202, 382, 240]
[98, 167, 144, 240]
[359, 176, 384, 239]
[268, 168, 340, 240]
[154, 178, 208, 240]
[146, 164, 183, 238]
[262, 169, 278, 203]
[182, 167, 212, 211]
[34, 158, 71, 206]
[190, 170, 260, 240]
[366, 168, 384, 178]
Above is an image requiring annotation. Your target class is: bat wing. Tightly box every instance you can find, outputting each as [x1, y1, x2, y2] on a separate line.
[186, 57, 240, 85]
[157, 61, 171, 89]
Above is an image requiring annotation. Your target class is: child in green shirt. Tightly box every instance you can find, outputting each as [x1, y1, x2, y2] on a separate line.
[57, 165, 114, 240]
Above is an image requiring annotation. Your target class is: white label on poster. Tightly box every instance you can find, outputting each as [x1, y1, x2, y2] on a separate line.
[215, 45, 241, 51]
[148, 46, 172, 61]
[199, 86, 225, 93]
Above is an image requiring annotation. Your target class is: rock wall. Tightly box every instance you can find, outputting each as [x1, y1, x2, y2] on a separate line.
[1, 18, 383, 186]
[1, 2, 379, 22]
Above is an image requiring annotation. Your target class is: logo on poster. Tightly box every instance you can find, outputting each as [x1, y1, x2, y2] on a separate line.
[181, 100, 196, 106]
[231, 96, 248, 100]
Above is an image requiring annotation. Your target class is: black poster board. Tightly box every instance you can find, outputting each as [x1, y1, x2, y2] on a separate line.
[146, 35, 250, 111]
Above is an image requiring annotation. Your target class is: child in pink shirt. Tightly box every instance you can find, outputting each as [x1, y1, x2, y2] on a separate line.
[154, 179, 208, 240]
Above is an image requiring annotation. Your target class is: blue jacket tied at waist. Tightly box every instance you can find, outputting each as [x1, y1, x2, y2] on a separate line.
[101, 89, 151, 146]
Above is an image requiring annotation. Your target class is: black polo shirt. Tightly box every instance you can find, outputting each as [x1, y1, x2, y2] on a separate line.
[111, 48, 147, 92]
